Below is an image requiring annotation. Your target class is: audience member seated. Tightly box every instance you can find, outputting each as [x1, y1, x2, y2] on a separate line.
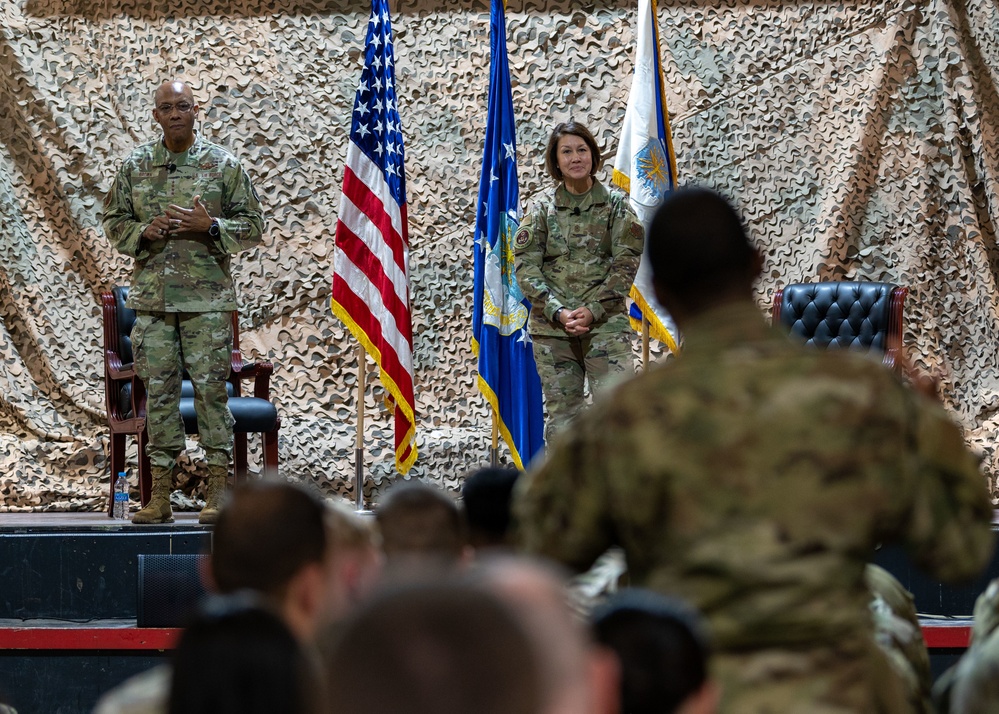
[94, 482, 375, 714]
[322, 580, 543, 714]
[323, 501, 383, 623]
[208, 481, 332, 640]
[864, 564, 933, 714]
[167, 592, 322, 714]
[591, 588, 717, 714]
[461, 466, 521, 552]
[934, 577, 999, 714]
[375, 481, 470, 578]
[469, 555, 620, 714]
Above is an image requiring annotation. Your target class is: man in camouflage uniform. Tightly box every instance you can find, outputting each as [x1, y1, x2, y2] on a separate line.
[515, 187, 995, 713]
[103, 80, 263, 524]
[514, 122, 644, 442]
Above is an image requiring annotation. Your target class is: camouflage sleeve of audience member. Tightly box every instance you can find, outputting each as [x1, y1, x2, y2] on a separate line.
[950, 632, 999, 713]
[585, 191, 643, 323]
[216, 161, 264, 254]
[514, 203, 564, 322]
[513, 425, 616, 573]
[101, 161, 148, 259]
[902, 392, 995, 583]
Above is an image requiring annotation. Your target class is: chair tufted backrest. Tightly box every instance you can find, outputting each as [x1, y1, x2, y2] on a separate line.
[113, 285, 137, 365]
[776, 281, 897, 353]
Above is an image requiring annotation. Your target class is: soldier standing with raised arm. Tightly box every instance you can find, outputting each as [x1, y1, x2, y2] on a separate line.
[517, 187, 995, 713]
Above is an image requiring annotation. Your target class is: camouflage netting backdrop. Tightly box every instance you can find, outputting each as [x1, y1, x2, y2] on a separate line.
[2, 0, 998, 511]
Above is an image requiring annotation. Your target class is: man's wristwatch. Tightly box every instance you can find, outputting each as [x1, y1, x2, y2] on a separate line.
[208, 218, 220, 238]
[554, 307, 564, 324]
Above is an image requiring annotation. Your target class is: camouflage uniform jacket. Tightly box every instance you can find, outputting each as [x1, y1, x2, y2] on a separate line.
[516, 301, 994, 655]
[103, 134, 263, 312]
[513, 180, 643, 337]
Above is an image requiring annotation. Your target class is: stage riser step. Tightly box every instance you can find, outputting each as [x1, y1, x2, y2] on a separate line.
[0, 651, 165, 714]
[0, 528, 210, 621]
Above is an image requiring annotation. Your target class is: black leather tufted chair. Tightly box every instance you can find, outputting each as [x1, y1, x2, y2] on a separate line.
[771, 281, 907, 371]
[102, 286, 280, 516]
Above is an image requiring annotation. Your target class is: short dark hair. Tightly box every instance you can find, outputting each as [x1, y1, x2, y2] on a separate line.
[210, 482, 328, 601]
[169, 593, 322, 714]
[376, 481, 465, 561]
[461, 467, 520, 548]
[591, 589, 711, 714]
[544, 121, 603, 181]
[648, 186, 756, 308]
[323, 582, 543, 714]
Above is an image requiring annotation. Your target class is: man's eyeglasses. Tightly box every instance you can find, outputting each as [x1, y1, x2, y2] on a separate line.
[156, 102, 194, 114]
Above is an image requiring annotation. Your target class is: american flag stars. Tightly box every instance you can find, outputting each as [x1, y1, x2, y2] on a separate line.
[351, 7, 405, 207]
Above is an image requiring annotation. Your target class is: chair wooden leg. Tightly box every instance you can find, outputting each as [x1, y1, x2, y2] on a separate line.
[234, 432, 248, 484]
[262, 428, 279, 479]
[108, 433, 126, 518]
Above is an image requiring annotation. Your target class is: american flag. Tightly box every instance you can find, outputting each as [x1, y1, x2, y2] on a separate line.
[331, 0, 416, 474]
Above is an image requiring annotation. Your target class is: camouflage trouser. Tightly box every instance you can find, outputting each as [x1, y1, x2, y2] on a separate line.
[132, 311, 234, 470]
[532, 330, 635, 443]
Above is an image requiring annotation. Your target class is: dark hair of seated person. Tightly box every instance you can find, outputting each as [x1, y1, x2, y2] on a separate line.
[591, 588, 712, 714]
[375, 481, 466, 563]
[461, 467, 521, 549]
[323, 581, 543, 714]
[210, 481, 328, 601]
[168, 592, 323, 714]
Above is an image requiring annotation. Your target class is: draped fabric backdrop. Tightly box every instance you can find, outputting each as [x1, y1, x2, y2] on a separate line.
[2, 0, 998, 510]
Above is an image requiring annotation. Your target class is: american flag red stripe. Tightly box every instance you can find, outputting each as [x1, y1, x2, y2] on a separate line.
[343, 165, 408, 273]
[332, 0, 416, 473]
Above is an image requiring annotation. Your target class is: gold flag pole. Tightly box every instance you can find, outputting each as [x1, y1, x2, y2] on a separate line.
[490, 408, 500, 466]
[354, 344, 366, 511]
[642, 314, 651, 371]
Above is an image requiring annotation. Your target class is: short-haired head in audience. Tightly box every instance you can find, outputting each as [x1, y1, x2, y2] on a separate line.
[168, 592, 323, 714]
[375, 481, 469, 578]
[322, 501, 383, 622]
[323, 580, 542, 714]
[592, 589, 718, 714]
[647, 186, 760, 326]
[210, 481, 327, 601]
[209, 480, 375, 641]
[460, 466, 521, 552]
[468, 555, 620, 714]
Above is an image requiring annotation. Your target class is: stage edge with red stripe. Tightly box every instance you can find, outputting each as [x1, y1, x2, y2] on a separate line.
[0, 627, 179, 650]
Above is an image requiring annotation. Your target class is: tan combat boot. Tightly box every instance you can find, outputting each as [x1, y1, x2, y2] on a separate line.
[131, 465, 174, 524]
[198, 464, 229, 524]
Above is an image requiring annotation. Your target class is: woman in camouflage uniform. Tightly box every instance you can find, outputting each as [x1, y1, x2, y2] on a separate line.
[514, 122, 644, 442]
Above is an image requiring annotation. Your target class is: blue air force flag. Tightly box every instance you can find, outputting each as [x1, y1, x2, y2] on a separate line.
[471, 0, 545, 469]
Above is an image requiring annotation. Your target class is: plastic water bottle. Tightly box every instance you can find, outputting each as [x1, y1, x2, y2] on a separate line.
[113, 471, 129, 520]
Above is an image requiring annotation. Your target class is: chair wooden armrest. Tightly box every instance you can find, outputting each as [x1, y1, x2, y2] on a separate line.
[233, 360, 274, 400]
